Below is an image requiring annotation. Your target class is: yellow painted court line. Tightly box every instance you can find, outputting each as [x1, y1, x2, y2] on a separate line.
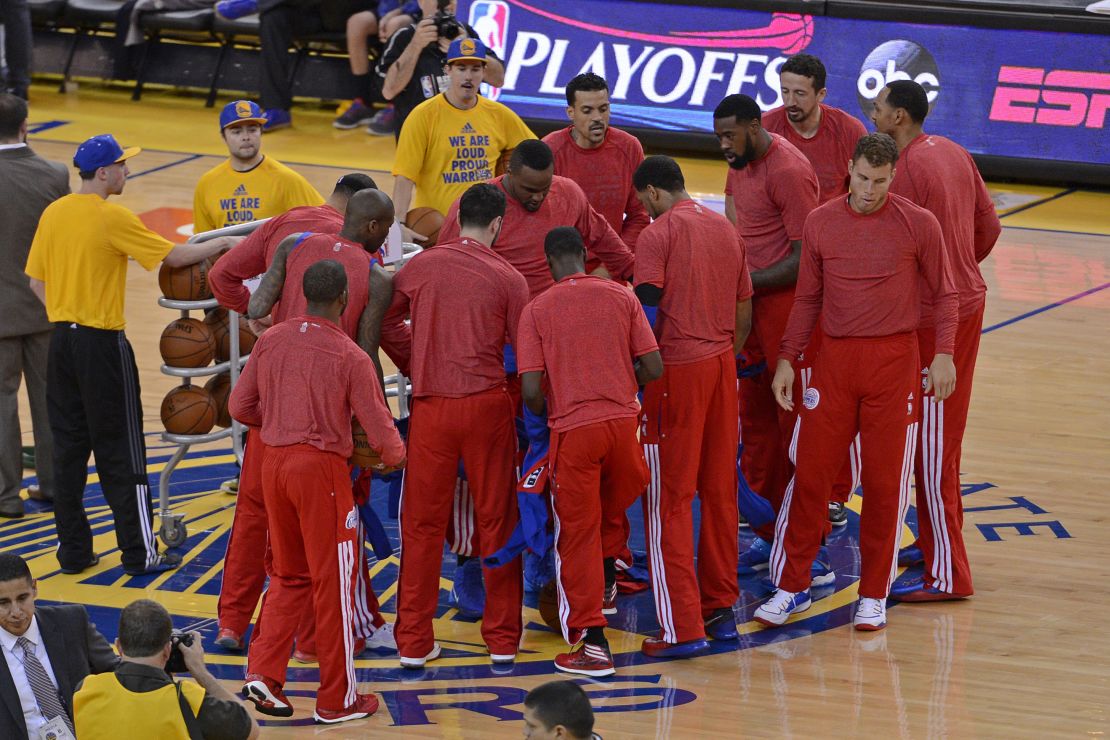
[999, 190, 1110, 236]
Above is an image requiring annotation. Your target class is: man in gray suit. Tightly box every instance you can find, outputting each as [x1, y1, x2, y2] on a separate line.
[0, 93, 68, 518]
[0, 552, 119, 739]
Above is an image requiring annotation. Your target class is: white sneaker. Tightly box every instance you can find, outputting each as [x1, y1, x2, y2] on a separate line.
[854, 597, 887, 631]
[490, 652, 516, 665]
[366, 622, 396, 650]
[399, 642, 441, 669]
[753, 589, 812, 627]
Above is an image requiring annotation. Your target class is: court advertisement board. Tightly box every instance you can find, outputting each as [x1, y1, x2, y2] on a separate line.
[462, 0, 1110, 166]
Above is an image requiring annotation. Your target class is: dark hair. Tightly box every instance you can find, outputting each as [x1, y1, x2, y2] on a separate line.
[524, 681, 595, 739]
[780, 53, 826, 92]
[0, 553, 32, 585]
[508, 139, 554, 172]
[118, 599, 173, 658]
[458, 182, 507, 229]
[885, 80, 930, 124]
[633, 155, 685, 193]
[713, 93, 761, 123]
[544, 226, 585, 261]
[0, 93, 27, 140]
[852, 133, 899, 167]
[302, 259, 348, 304]
[333, 173, 378, 197]
[565, 72, 609, 107]
[78, 170, 97, 181]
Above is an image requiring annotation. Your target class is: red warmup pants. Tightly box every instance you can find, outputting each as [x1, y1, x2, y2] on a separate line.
[396, 388, 523, 659]
[770, 334, 920, 598]
[642, 351, 739, 644]
[248, 444, 359, 712]
[914, 307, 982, 595]
[550, 417, 648, 644]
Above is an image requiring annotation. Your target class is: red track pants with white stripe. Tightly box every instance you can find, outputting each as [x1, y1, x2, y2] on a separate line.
[642, 350, 739, 644]
[551, 417, 648, 644]
[770, 334, 920, 598]
[248, 444, 359, 712]
[396, 388, 523, 659]
[914, 307, 982, 595]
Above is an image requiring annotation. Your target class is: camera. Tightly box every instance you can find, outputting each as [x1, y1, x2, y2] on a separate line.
[164, 631, 194, 674]
[433, 0, 462, 39]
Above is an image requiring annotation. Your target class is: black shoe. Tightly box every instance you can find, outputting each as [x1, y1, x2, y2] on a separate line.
[0, 503, 25, 519]
[828, 502, 848, 527]
[125, 552, 182, 576]
[22, 446, 34, 469]
[60, 554, 100, 574]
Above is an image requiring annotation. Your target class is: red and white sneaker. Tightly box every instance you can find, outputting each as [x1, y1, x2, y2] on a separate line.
[292, 648, 317, 664]
[214, 627, 243, 651]
[554, 642, 616, 677]
[400, 642, 442, 669]
[243, 674, 294, 717]
[313, 692, 379, 724]
[602, 582, 618, 615]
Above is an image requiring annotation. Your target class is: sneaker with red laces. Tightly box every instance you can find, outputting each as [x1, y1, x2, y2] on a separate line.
[313, 692, 379, 724]
[243, 674, 294, 717]
[215, 627, 243, 651]
[602, 582, 617, 615]
[555, 642, 615, 677]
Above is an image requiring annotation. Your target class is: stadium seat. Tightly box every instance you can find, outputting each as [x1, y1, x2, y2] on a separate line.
[28, 0, 67, 27]
[132, 7, 216, 101]
[58, 0, 127, 91]
[207, 13, 261, 107]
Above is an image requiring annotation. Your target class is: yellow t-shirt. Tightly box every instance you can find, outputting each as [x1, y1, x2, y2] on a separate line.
[25, 193, 173, 330]
[392, 94, 535, 215]
[74, 672, 205, 740]
[192, 155, 324, 234]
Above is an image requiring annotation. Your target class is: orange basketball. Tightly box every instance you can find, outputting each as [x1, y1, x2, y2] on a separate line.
[537, 579, 561, 631]
[204, 373, 232, 428]
[159, 318, 216, 368]
[205, 308, 257, 361]
[406, 207, 445, 245]
[350, 422, 403, 472]
[158, 261, 211, 301]
[161, 385, 217, 435]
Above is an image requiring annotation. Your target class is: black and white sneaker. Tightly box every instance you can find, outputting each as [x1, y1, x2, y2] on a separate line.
[828, 501, 848, 527]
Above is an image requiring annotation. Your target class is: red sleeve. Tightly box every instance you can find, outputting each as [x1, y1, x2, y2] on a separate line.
[917, 214, 959, 355]
[514, 302, 543, 373]
[210, 222, 272, 314]
[620, 139, 650, 249]
[633, 224, 665, 289]
[575, 184, 635, 281]
[971, 161, 1001, 263]
[772, 161, 819, 241]
[628, 293, 659, 357]
[504, 271, 530, 355]
[778, 217, 824, 361]
[382, 272, 414, 376]
[348, 350, 406, 466]
[736, 232, 754, 302]
[437, 198, 462, 245]
[228, 338, 264, 427]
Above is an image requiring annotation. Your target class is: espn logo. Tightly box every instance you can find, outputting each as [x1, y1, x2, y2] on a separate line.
[989, 66, 1110, 128]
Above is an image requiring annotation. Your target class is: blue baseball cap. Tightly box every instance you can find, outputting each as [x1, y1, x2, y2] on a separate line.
[219, 99, 267, 130]
[446, 37, 487, 64]
[73, 134, 141, 172]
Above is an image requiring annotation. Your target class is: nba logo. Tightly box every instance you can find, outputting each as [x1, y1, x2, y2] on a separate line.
[468, 0, 510, 101]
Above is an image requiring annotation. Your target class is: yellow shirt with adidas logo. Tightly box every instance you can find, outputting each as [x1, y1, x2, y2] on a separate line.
[392, 93, 535, 216]
[192, 155, 324, 235]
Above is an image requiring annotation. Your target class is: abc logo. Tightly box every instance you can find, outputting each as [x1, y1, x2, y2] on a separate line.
[856, 40, 940, 118]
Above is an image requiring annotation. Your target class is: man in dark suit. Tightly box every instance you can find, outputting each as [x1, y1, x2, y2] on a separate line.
[0, 552, 118, 739]
[0, 93, 69, 518]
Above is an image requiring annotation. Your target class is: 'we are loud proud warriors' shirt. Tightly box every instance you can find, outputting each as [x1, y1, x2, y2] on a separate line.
[391, 93, 534, 216]
[191, 156, 324, 234]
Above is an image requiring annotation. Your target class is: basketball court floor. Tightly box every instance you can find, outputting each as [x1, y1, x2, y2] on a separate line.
[9, 85, 1110, 738]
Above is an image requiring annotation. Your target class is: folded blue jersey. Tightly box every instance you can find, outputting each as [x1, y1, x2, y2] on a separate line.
[485, 405, 552, 567]
[737, 443, 776, 528]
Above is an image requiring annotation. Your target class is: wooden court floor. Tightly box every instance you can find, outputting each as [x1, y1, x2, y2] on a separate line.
[9, 84, 1110, 738]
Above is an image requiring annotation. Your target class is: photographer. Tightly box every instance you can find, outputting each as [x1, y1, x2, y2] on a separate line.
[377, 0, 505, 137]
[73, 600, 258, 740]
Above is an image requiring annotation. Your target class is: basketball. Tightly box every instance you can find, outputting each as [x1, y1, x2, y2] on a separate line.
[158, 261, 211, 301]
[204, 372, 232, 428]
[537, 579, 561, 632]
[160, 384, 217, 435]
[406, 207, 445, 245]
[205, 308, 257, 361]
[159, 317, 216, 368]
[351, 422, 403, 472]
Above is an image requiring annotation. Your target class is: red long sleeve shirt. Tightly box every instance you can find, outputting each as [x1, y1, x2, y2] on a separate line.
[438, 175, 635, 300]
[542, 126, 650, 249]
[725, 134, 820, 272]
[888, 133, 1001, 324]
[634, 199, 754, 365]
[229, 315, 405, 464]
[384, 237, 529, 398]
[778, 194, 959, 362]
[762, 104, 868, 204]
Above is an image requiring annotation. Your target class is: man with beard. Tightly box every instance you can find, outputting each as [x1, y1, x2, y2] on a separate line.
[192, 100, 323, 235]
[712, 94, 820, 579]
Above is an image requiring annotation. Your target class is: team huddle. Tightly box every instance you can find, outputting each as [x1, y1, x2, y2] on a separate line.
[25, 49, 1000, 726]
